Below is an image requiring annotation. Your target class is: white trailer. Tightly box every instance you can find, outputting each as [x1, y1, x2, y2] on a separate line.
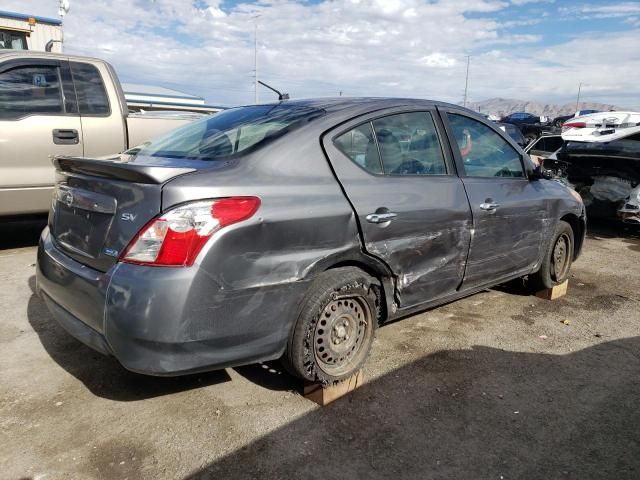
[0, 10, 63, 53]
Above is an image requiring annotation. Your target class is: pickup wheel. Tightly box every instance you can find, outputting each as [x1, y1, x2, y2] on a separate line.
[530, 220, 574, 290]
[282, 267, 380, 384]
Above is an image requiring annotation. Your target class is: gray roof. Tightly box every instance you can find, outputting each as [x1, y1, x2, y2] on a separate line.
[122, 83, 204, 102]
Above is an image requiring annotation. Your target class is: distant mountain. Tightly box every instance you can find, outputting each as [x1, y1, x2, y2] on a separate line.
[463, 98, 630, 119]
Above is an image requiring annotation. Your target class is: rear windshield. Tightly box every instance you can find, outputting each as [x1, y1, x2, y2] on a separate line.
[131, 104, 325, 161]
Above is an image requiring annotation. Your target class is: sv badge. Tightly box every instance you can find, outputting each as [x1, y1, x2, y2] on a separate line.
[121, 213, 137, 222]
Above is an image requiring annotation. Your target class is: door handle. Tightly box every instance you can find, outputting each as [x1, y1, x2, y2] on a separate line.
[52, 129, 79, 145]
[479, 202, 501, 211]
[366, 212, 398, 224]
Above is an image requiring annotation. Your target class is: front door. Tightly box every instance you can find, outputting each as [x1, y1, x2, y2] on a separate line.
[441, 109, 547, 289]
[0, 59, 83, 215]
[323, 108, 473, 308]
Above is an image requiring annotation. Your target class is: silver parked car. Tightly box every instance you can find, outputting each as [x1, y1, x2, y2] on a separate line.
[37, 98, 586, 383]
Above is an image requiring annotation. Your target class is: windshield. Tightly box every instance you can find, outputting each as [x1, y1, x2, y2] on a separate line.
[132, 104, 325, 161]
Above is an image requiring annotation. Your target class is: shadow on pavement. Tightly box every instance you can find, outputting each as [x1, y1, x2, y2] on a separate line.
[26, 276, 233, 401]
[187, 337, 640, 480]
[587, 218, 640, 241]
[0, 216, 47, 249]
[233, 361, 302, 393]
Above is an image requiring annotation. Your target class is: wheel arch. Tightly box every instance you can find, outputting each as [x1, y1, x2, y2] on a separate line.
[303, 250, 395, 324]
[560, 212, 585, 259]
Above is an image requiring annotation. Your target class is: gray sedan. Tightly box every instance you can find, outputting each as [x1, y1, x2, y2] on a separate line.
[37, 98, 585, 383]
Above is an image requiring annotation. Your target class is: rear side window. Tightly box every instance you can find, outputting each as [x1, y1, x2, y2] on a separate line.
[372, 112, 446, 175]
[70, 62, 110, 115]
[334, 111, 447, 176]
[0, 65, 63, 119]
[132, 104, 325, 161]
[448, 113, 524, 178]
[334, 123, 382, 174]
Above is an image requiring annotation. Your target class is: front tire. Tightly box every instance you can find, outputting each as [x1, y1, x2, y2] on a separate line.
[282, 267, 380, 384]
[530, 220, 574, 290]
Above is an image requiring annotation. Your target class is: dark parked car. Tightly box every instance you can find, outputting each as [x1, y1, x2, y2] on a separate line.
[37, 98, 586, 383]
[496, 122, 527, 148]
[552, 110, 601, 128]
[500, 112, 552, 145]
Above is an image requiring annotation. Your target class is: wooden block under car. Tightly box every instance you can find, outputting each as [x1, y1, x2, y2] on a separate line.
[536, 280, 568, 300]
[303, 370, 363, 406]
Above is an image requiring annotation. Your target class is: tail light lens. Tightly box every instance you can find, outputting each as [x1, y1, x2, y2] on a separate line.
[561, 121, 586, 133]
[121, 197, 260, 267]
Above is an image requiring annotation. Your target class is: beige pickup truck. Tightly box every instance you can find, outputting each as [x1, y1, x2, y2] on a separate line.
[0, 50, 207, 216]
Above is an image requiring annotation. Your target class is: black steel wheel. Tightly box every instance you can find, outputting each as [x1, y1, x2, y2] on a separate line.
[530, 220, 574, 290]
[282, 267, 380, 384]
[550, 231, 571, 282]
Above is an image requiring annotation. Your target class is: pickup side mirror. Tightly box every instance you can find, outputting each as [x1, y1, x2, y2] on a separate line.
[529, 164, 554, 180]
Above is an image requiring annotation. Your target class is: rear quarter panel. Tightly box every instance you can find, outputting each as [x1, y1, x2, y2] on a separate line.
[161, 124, 362, 290]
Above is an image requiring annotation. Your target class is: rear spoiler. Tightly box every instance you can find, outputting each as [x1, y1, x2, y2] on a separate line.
[53, 156, 196, 184]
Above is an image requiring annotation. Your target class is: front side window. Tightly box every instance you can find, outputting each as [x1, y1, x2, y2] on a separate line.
[0, 65, 63, 119]
[70, 62, 110, 115]
[334, 111, 446, 176]
[132, 104, 325, 161]
[447, 113, 524, 178]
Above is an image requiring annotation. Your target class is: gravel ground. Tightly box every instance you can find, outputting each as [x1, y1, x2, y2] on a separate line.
[0, 218, 639, 480]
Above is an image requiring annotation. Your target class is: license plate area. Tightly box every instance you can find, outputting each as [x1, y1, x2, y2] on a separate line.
[51, 186, 116, 258]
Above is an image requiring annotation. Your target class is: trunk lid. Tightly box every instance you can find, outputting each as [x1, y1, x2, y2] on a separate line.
[49, 155, 196, 272]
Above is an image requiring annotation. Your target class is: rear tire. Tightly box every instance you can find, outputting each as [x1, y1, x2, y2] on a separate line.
[282, 267, 380, 384]
[530, 220, 574, 290]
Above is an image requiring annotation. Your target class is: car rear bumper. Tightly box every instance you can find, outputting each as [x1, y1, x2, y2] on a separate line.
[37, 228, 308, 376]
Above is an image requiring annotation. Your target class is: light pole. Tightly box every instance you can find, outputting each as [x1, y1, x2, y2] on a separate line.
[463, 55, 471, 108]
[575, 82, 583, 113]
[253, 15, 260, 104]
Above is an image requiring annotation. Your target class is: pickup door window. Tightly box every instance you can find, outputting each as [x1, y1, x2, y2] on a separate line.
[0, 65, 64, 119]
[70, 62, 110, 115]
[444, 112, 546, 288]
[326, 110, 472, 308]
[69, 61, 125, 157]
[0, 61, 83, 215]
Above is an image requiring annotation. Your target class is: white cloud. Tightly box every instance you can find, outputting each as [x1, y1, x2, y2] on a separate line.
[6, 0, 640, 108]
[560, 2, 640, 19]
[420, 53, 457, 68]
[511, 0, 554, 5]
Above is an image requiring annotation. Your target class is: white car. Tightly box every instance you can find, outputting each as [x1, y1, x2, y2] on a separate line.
[561, 111, 640, 142]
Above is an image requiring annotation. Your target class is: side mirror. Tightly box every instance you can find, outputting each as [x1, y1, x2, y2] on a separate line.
[530, 164, 554, 180]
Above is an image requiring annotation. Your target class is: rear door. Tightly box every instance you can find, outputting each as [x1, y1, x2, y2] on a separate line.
[323, 107, 472, 308]
[440, 108, 547, 289]
[0, 58, 83, 215]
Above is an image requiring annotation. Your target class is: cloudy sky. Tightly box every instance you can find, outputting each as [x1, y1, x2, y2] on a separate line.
[8, 0, 640, 108]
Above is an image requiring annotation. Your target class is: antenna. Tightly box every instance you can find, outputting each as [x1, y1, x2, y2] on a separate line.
[258, 80, 289, 101]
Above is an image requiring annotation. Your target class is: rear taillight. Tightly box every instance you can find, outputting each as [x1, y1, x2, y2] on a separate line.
[121, 197, 260, 267]
[561, 121, 586, 133]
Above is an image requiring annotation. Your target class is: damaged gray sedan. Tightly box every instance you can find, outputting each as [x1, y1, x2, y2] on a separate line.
[37, 98, 585, 383]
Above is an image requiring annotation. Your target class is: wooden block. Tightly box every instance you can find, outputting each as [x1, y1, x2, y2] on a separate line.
[536, 280, 568, 300]
[303, 370, 363, 406]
